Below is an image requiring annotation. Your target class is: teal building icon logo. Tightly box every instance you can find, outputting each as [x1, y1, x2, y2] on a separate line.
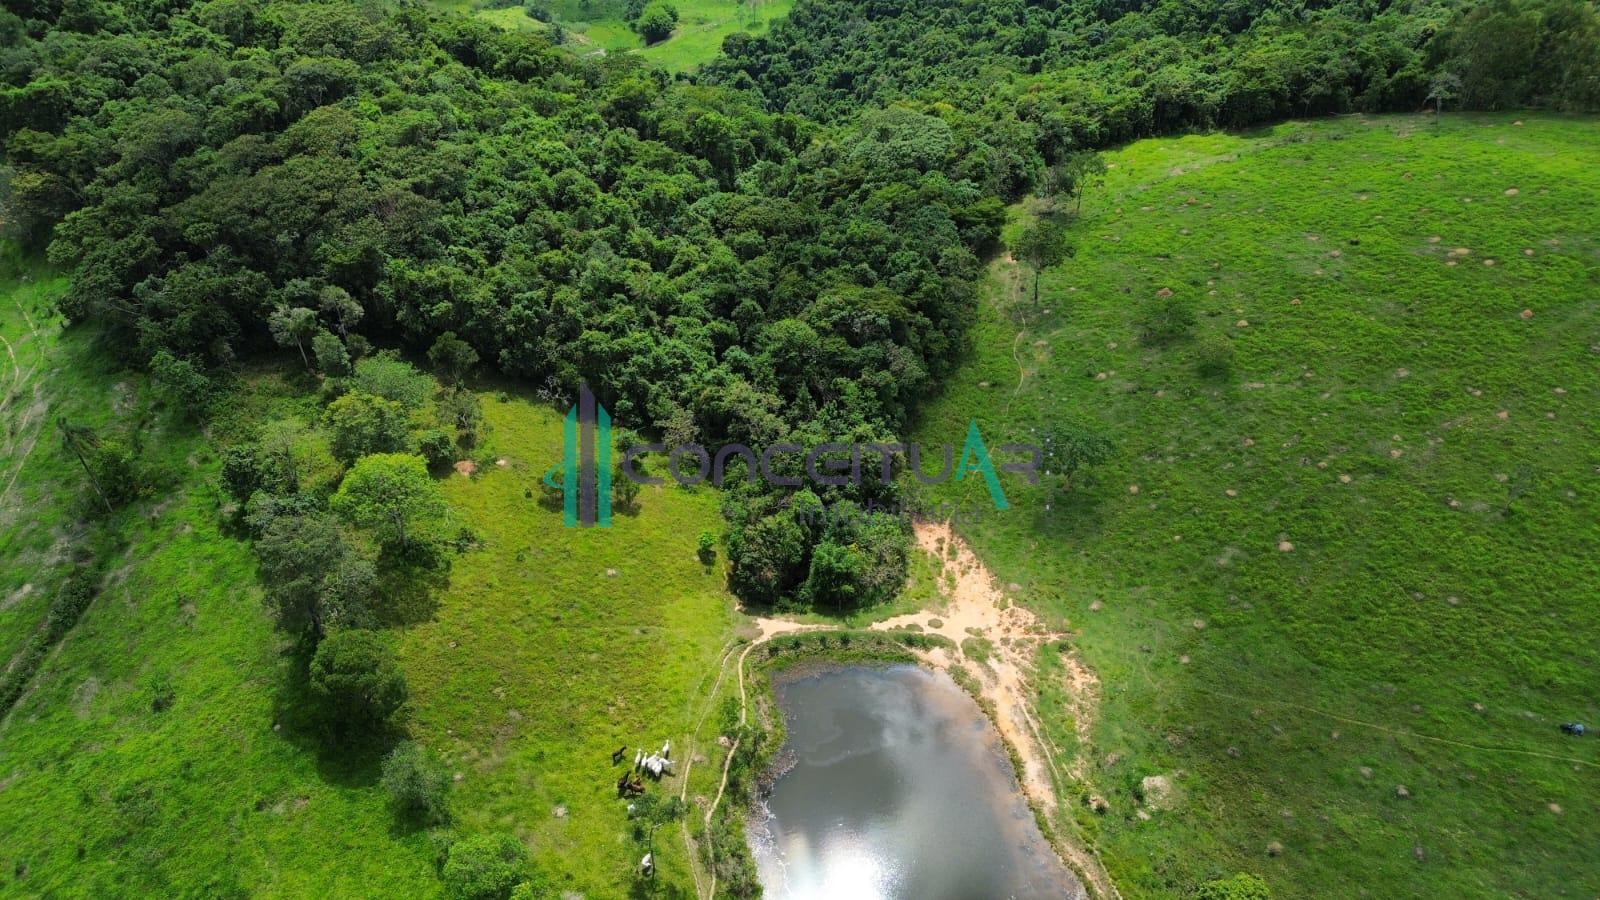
[544, 383, 611, 528]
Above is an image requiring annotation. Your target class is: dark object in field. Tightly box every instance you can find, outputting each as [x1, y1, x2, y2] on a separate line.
[1560, 722, 1585, 736]
[616, 772, 645, 796]
[612, 745, 627, 764]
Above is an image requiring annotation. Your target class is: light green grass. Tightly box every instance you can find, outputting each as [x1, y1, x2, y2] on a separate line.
[910, 113, 1600, 898]
[0, 261, 435, 895]
[437, 0, 793, 72]
[396, 392, 737, 896]
[1, 272, 739, 896]
[0, 260, 71, 663]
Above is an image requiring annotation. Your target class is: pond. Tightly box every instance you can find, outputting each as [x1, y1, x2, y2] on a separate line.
[748, 664, 1085, 899]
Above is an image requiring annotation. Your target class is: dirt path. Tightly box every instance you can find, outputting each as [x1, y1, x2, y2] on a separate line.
[692, 523, 1117, 900]
[0, 332, 20, 409]
[698, 616, 822, 899]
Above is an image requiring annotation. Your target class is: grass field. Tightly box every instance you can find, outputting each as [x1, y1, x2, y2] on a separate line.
[0, 261, 435, 896]
[432, 0, 793, 72]
[0, 318, 741, 897]
[908, 113, 1600, 897]
[395, 393, 738, 895]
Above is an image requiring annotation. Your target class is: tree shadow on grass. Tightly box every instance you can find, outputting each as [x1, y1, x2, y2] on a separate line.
[269, 639, 402, 790]
[1028, 482, 1109, 543]
[373, 542, 451, 628]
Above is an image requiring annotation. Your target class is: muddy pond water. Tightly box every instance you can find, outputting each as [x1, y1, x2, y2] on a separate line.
[748, 664, 1085, 899]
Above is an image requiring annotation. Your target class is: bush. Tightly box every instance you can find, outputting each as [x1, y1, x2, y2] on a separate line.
[90, 439, 145, 507]
[441, 833, 529, 900]
[382, 741, 452, 826]
[149, 350, 212, 416]
[146, 670, 176, 712]
[1194, 334, 1235, 378]
[635, 2, 677, 43]
[313, 330, 352, 377]
[1195, 872, 1272, 900]
[611, 461, 640, 511]
[418, 428, 457, 470]
[308, 630, 408, 733]
[1138, 295, 1196, 346]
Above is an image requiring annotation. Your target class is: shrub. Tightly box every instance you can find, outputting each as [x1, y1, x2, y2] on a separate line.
[149, 349, 212, 416]
[635, 2, 678, 43]
[1195, 333, 1235, 378]
[382, 741, 452, 826]
[146, 670, 176, 712]
[313, 330, 352, 376]
[1195, 872, 1272, 900]
[441, 833, 529, 900]
[418, 428, 457, 470]
[1138, 295, 1196, 345]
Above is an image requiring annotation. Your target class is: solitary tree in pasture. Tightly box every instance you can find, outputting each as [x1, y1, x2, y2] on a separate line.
[1428, 71, 1462, 116]
[1009, 213, 1075, 309]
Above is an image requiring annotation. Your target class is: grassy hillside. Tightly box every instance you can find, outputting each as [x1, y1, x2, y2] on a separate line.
[908, 113, 1600, 898]
[0, 253, 739, 895]
[433, 0, 793, 72]
[396, 393, 737, 895]
[0, 260, 69, 664]
[0, 263, 436, 895]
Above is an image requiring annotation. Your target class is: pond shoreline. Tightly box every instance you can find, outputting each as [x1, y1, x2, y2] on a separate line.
[746, 661, 1087, 899]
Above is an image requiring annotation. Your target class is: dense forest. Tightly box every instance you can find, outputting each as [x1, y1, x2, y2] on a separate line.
[0, 0, 1010, 612]
[3, 0, 1598, 621]
[706, 0, 1600, 179]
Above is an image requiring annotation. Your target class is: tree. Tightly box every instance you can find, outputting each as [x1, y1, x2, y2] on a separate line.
[148, 350, 212, 416]
[255, 512, 376, 639]
[57, 418, 114, 515]
[326, 391, 412, 466]
[1060, 151, 1108, 212]
[635, 2, 678, 43]
[611, 461, 640, 511]
[438, 388, 484, 447]
[428, 331, 479, 384]
[381, 740, 452, 826]
[1427, 71, 1462, 115]
[268, 305, 319, 370]
[308, 629, 408, 733]
[1009, 213, 1075, 308]
[1040, 423, 1115, 490]
[805, 541, 863, 612]
[313, 330, 352, 377]
[629, 793, 683, 886]
[330, 453, 446, 550]
[318, 285, 363, 338]
[441, 833, 530, 900]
